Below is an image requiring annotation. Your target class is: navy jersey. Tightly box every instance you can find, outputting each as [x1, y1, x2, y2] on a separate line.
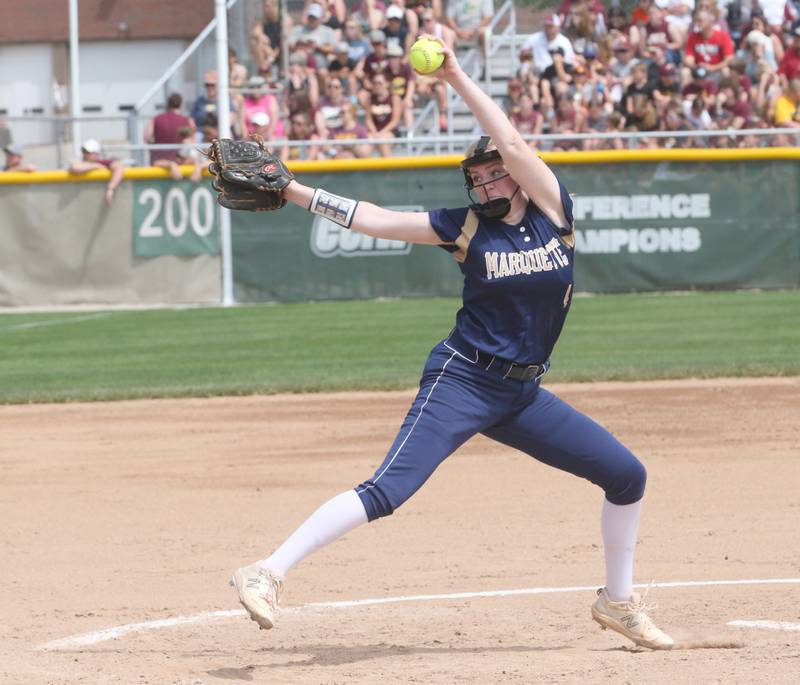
[428, 182, 575, 365]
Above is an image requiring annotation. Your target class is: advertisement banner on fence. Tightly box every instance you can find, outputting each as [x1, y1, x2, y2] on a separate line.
[132, 181, 220, 257]
[229, 161, 799, 301]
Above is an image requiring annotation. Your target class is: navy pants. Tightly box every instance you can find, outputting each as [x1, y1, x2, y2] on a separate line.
[355, 342, 646, 521]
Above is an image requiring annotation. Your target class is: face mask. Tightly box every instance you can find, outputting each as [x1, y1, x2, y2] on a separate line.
[468, 182, 520, 219]
[461, 136, 520, 220]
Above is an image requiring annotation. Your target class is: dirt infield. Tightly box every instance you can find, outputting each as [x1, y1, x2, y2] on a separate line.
[2, 377, 799, 684]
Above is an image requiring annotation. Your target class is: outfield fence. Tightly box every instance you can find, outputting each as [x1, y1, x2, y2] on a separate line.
[0, 148, 798, 307]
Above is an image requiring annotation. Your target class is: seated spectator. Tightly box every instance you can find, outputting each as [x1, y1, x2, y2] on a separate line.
[318, 77, 350, 136]
[359, 30, 390, 108]
[287, 52, 321, 111]
[778, 21, 800, 87]
[682, 95, 713, 130]
[641, 5, 684, 63]
[583, 98, 609, 150]
[2, 144, 36, 172]
[503, 78, 526, 115]
[303, 0, 347, 32]
[520, 14, 576, 105]
[68, 139, 124, 206]
[328, 41, 360, 96]
[607, 5, 641, 52]
[288, 3, 338, 79]
[281, 110, 323, 162]
[251, 0, 292, 77]
[743, 15, 781, 80]
[385, 43, 416, 130]
[625, 62, 657, 125]
[366, 72, 403, 156]
[684, 10, 735, 82]
[349, 0, 386, 32]
[342, 17, 371, 65]
[329, 102, 373, 158]
[683, 65, 718, 99]
[713, 77, 751, 128]
[240, 76, 285, 141]
[191, 71, 237, 140]
[772, 77, 800, 127]
[661, 0, 694, 42]
[201, 112, 219, 144]
[384, 4, 412, 52]
[653, 62, 681, 113]
[145, 93, 196, 178]
[445, 0, 493, 59]
[229, 48, 248, 89]
[549, 94, 584, 149]
[413, 7, 455, 131]
[509, 92, 544, 140]
[609, 38, 640, 99]
[175, 127, 205, 183]
[564, 3, 604, 62]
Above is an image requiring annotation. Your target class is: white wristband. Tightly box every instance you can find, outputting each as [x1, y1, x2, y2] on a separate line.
[308, 188, 359, 229]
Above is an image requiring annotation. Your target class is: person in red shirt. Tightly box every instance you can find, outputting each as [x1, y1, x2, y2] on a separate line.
[778, 22, 800, 86]
[684, 10, 734, 78]
[145, 93, 196, 179]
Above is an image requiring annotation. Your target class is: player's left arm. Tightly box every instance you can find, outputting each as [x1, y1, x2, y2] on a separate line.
[283, 179, 444, 244]
[429, 38, 568, 228]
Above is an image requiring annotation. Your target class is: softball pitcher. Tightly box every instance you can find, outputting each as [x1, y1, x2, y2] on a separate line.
[221, 38, 673, 650]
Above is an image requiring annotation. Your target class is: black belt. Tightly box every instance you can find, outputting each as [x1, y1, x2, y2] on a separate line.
[479, 352, 545, 382]
[445, 331, 548, 383]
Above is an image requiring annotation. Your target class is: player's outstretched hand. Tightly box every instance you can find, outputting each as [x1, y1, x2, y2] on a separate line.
[417, 34, 462, 82]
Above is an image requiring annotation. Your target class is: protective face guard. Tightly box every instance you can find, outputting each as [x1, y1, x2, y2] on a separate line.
[460, 136, 517, 220]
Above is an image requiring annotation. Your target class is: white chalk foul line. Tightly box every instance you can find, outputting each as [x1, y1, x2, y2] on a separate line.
[6, 312, 112, 331]
[728, 620, 800, 632]
[37, 577, 800, 651]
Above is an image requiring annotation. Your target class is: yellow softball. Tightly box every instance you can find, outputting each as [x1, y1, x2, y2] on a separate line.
[409, 38, 444, 75]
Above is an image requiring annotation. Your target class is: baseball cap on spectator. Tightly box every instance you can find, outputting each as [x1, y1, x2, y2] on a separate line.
[693, 66, 708, 79]
[247, 75, 267, 87]
[370, 29, 386, 43]
[3, 144, 21, 156]
[543, 14, 561, 27]
[307, 3, 324, 19]
[659, 63, 677, 76]
[386, 5, 404, 20]
[387, 43, 404, 57]
[583, 44, 598, 60]
[251, 112, 270, 127]
[81, 139, 102, 154]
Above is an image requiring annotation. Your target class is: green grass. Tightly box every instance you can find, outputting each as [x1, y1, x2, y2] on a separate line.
[0, 290, 798, 404]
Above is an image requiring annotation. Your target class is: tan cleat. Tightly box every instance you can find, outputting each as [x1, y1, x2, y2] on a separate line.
[230, 563, 284, 630]
[591, 587, 674, 650]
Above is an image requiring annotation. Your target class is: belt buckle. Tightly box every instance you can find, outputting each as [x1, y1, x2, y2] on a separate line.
[523, 364, 540, 381]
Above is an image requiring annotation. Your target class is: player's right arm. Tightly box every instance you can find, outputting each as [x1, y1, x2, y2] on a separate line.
[283, 179, 444, 245]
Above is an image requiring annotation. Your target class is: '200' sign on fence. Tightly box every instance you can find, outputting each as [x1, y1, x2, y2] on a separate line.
[133, 183, 220, 257]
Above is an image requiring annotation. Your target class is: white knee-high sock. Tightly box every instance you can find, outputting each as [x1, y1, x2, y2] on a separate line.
[601, 498, 642, 602]
[259, 489, 368, 577]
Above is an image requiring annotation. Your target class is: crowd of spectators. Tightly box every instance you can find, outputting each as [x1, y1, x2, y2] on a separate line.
[211, 0, 799, 155]
[509, 0, 800, 149]
[183, 0, 494, 159]
[4, 0, 799, 173]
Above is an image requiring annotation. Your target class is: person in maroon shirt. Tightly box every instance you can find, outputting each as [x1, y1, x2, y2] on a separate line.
[366, 72, 402, 157]
[384, 43, 416, 130]
[509, 92, 543, 139]
[358, 30, 390, 110]
[684, 10, 734, 80]
[68, 139, 125, 206]
[778, 22, 800, 86]
[145, 93, 196, 179]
